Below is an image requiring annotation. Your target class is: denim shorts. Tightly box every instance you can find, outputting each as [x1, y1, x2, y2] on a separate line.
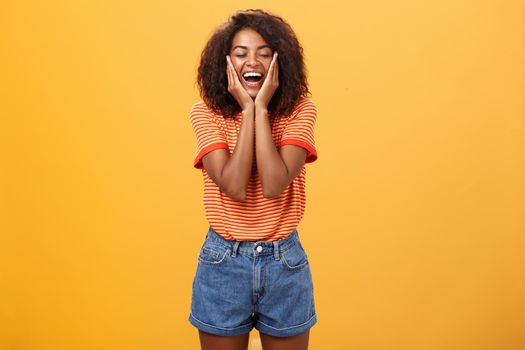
[189, 226, 317, 337]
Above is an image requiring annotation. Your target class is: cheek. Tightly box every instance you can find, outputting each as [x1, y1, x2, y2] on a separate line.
[230, 60, 243, 75]
[263, 62, 272, 73]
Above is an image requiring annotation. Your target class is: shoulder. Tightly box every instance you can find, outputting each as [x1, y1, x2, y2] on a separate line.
[190, 100, 212, 115]
[189, 101, 229, 132]
[289, 97, 317, 118]
[296, 96, 316, 107]
[189, 100, 217, 123]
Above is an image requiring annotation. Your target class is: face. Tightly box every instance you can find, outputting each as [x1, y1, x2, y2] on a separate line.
[229, 28, 273, 98]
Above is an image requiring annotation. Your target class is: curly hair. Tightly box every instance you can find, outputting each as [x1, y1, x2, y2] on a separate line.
[197, 9, 310, 118]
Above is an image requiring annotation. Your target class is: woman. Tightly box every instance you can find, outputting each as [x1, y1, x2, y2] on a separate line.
[189, 9, 318, 350]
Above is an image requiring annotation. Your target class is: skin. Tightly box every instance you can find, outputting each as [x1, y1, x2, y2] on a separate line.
[202, 28, 308, 200]
[198, 28, 310, 350]
[198, 329, 310, 350]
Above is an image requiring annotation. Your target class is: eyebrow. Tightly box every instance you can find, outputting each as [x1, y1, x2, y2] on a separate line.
[232, 45, 271, 50]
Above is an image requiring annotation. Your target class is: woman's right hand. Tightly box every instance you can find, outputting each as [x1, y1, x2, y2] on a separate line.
[226, 55, 254, 112]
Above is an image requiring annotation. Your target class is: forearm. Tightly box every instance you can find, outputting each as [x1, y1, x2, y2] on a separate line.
[255, 106, 288, 198]
[221, 107, 255, 200]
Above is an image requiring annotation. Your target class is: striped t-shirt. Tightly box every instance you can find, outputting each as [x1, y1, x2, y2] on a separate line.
[190, 97, 318, 241]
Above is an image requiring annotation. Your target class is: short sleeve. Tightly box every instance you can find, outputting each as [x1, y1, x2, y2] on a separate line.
[189, 102, 229, 169]
[278, 98, 318, 163]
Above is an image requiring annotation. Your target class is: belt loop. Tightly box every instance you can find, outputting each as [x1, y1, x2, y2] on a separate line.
[273, 240, 280, 261]
[231, 241, 240, 258]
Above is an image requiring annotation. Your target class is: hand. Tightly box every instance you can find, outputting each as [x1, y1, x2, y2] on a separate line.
[254, 52, 279, 110]
[226, 55, 254, 111]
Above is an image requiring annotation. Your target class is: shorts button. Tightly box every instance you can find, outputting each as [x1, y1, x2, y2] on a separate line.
[256, 246, 263, 252]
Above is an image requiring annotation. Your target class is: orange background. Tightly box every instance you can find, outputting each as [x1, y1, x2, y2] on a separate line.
[1, 1, 524, 349]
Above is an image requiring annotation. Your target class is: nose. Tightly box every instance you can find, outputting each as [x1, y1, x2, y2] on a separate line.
[246, 53, 258, 67]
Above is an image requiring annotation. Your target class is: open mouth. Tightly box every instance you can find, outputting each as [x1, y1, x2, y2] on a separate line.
[242, 72, 263, 86]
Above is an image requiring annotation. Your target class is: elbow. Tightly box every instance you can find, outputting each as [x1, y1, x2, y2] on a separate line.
[217, 176, 247, 201]
[231, 191, 246, 201]
[223, 186, 246, 201]
[262, 179, 288, 198]
[263, 187, 282, 199]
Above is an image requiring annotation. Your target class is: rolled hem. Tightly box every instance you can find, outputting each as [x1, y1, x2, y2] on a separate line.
[188, 313, 254, 337]
[255, 313, 317, 337]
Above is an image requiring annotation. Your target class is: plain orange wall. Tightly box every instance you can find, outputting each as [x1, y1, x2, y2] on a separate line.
[1, 1, 524, 349]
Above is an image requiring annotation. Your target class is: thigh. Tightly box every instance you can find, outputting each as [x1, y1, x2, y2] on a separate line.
[260, 329, 310, 350]
[255, 239, 317, 337]
[189, 236, 254, 336]
[198, 330, 250, 350]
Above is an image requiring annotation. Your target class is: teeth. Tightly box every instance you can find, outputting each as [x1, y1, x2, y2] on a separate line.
[243, 72, 262, 78]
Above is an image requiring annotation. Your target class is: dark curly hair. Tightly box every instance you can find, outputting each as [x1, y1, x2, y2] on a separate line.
[197, 9, 310, 118]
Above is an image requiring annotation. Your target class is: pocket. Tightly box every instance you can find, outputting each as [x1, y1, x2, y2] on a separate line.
[197, 240, 231, 266]
[280, 241, 309, 270]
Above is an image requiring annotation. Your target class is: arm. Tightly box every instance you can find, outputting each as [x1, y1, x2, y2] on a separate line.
[253, 51, 308, 198]
[200, 55, 257, 201]
[255, 108, 307, 198]
[202, 108, 254, 201]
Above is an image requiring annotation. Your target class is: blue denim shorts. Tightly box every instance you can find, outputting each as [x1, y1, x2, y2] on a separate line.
[189, 226, 317, 337]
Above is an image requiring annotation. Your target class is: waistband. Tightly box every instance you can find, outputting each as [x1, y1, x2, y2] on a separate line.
[205, 226, 300, 260]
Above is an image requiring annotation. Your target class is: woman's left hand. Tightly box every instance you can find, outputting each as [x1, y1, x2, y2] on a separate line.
[254, 52, 279, 110]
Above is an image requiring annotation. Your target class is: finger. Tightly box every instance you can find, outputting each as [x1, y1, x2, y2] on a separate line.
[268, 52, 278, 82]
[226, 56, 232, 86]
[227, 56, 238, 89]
[273, 52, 279, 83]
[275, 51, 279, 82]
[261, 56, 276, 90]
[227, 56, 240, 85]
[269, 52, 276, 71]
[231, 63, 242, 85]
